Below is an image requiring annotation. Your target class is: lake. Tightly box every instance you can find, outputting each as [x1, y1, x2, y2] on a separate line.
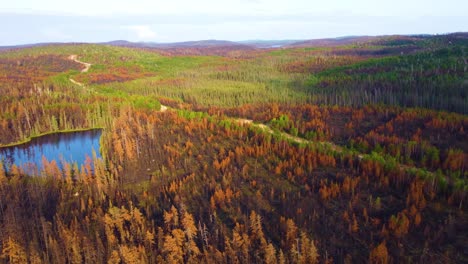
[0, 130, 102, 174]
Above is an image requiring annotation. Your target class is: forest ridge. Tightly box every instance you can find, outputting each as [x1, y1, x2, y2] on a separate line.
[0, 33, 467, 263]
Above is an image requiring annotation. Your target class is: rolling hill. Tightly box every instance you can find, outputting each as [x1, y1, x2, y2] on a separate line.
[0, 32, 466, 263]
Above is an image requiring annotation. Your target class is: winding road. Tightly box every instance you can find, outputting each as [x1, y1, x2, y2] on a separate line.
[63, 54, 436, 179]
[69, 55, 91, 73]
[233, 118, 346, 154]
[68, 55, 91, 87]
[61, 55, 443, 180]
[232, 118, 439, 180]
[67, 54, 169, 112]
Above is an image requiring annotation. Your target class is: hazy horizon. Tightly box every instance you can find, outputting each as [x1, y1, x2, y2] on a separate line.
[2, 33, 466, 48]
[1, 0, 467, 46]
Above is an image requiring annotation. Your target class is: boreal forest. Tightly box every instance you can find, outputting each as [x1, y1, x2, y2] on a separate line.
[0, 33, 467, 263]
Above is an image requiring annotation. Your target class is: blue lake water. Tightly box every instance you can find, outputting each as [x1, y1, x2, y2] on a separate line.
[0, 130, 102, 174]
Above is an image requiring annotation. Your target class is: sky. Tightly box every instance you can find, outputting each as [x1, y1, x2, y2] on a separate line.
[1, 0, 467, 45]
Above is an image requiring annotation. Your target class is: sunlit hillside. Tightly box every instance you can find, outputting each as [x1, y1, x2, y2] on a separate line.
[0, 33, 467, 263]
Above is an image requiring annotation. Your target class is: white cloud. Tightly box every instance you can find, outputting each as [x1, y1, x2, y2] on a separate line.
[122, 25, 157, 40]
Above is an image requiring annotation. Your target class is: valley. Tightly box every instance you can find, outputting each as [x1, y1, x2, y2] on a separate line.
[0, 33, 466, 263]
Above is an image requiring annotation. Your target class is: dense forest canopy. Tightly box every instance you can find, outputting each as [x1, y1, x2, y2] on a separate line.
[0, 33, 467, 263]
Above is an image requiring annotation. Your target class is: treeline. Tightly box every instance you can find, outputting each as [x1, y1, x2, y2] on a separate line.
[208, 103, 467, 192]
[307, 45, 468, 114]
[2, 107, 466, 262]
[0, 36, 466, 263]
[91, 35, 468, 114]
[0, 84, 112, 145]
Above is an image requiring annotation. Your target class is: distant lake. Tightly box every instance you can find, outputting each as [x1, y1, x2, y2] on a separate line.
[0, 130, 102, 174]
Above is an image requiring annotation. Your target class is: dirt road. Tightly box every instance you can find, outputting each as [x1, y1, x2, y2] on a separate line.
[68, 55, 91, 73]
[68, 55, 92, 87]
[234, 118, 363, 158]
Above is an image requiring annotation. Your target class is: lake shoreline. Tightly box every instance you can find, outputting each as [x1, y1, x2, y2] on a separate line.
[0, 127, 104, 149]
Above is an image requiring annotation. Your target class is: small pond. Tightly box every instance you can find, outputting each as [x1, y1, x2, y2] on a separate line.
[0, 130, 102, 174]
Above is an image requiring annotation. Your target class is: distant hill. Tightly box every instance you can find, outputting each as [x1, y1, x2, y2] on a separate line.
[286, 36, 379, 48]
[104, 39, 302, 49]
[156, 40, 249, 48]
[237, 40, 303, 48]
[103, 40, 137, 47]
[2, 33, 466, 53]
[286, 33, 468, 48]
[0, 42, 58, 52]
[103, 39, 251, 49]
[0, 42, 84, 52]
[102, 39, 255, 56]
